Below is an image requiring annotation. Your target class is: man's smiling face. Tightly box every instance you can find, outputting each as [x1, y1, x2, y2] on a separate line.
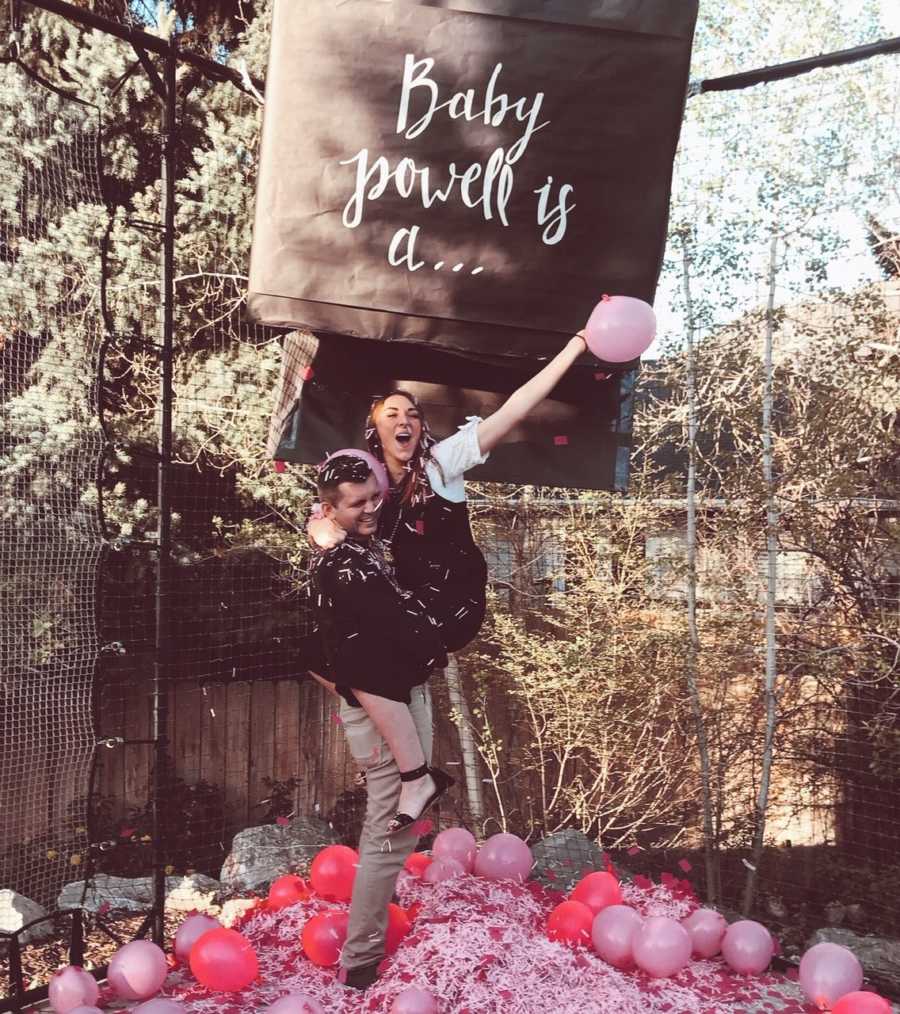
[322, 473, 382, 538]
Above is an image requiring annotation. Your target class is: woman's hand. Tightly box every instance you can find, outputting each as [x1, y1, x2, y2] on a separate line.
[308, 515, 346, 550]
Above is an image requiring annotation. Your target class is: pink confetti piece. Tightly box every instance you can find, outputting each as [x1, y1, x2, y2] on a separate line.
[415, 520, 425, 535]
[273, 459, 286, 473]
[553, 434, 569, 446]
[594, 371, 612, 381]
[411, 818, 434, 837]
[678, 858, 693, 873]
[302, 365, 314, 381]
[275, 816, 289, 826]
[627, 845, 642, 856]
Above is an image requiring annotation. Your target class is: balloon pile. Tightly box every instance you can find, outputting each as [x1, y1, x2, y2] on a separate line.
[533, 863, 892, 1013]
[55, 829, 891, 1014]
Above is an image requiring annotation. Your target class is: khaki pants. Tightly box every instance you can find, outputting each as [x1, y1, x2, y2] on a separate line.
[338, 684, 433, 970]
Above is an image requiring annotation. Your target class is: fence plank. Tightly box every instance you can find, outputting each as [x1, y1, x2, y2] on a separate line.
[123, 679, 151, 811]
[224, 682, 251, 832]
[93, 678, 125, 810]
[172, 682, 203, 788]
[200, 683, 228, 791]
[274, 679, 301, 792]
[248, 680, 276, 823]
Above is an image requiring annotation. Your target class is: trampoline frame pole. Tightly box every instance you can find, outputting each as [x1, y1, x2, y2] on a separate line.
[150, 41, 177, 948]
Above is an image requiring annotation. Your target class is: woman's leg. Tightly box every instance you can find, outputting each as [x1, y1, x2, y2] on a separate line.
[351, 690, 436, 822]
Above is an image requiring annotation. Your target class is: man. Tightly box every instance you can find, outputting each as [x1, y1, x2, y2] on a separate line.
[308, 453, 449, 990]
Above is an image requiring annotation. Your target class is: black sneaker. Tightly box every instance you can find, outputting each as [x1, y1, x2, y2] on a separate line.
[337, 959, 381, 991]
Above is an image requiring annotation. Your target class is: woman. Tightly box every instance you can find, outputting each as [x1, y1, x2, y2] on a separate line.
[312, 329, 589, 654]
[311, 331, 590, 827]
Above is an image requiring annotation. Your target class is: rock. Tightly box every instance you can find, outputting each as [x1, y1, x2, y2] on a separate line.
[529, 829, 606, 890]
[0, 890, 52, 944]
[219, 817, 338, 894]
[808, 927, 900, 995]
[57, 873, 222, 914]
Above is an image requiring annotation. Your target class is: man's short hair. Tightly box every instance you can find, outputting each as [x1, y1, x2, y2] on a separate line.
[317, 454, 374, 506]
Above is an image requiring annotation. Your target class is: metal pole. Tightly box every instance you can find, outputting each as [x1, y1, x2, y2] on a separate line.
[150, 40, 177, 947]
[23, 0, 264, 92]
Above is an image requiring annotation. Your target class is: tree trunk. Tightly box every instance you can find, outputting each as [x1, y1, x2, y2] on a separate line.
[743, 231, 780, 915]
[444, 654, 485, 830]
[680, 235, 720, 904]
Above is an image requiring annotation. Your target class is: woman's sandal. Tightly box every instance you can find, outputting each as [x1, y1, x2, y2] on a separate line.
[386, 763, 455, 836]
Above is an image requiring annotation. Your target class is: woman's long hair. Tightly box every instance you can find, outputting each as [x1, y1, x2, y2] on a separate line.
[365, 389, 443, 507]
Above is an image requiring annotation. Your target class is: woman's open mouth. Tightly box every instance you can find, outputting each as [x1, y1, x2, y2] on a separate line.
[395, 431, 413, 447]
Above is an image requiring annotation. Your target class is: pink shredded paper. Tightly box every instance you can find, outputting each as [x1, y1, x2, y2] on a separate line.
[121, 875, 815, 1013]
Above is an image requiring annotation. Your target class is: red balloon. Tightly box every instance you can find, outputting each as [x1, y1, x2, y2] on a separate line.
[268, 875, 309, 910]
[189, 929, 258, 992]
[301, 911, 349, 967]
[546, 900, 594, 948]
[571, 871, 622, 915]
[832, 993, 892, 1014]
[385, 903, 411, 955]
[404, 852, 433, 878]
[309, 845, 358, 901]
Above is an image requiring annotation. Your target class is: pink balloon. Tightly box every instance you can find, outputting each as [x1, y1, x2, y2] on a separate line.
[632, 916, 692, 979]
[48, 966, 100, 1013]
[390, 986, 440, 1013]
[325, 449, 390, 499]
[591, 904, 643, 970]
[67, 1008, 102, 1014]
[571, 871, 622, 915]
[265, 995, 326, 1014]
[174, 913, 221, 962]
[132, 1001, 188, 1014]
[584, 295, 656, 363]
[681, 908, 727, 959]
[832, 992, 892, 1014]
[433, 827, 477, 873]
[799, 943, 864, 1009]
[721, 920, 774, 975]
[107, 939, 168, 1000]
[423, 856, 465, 884]
[473, 833, 532, 882]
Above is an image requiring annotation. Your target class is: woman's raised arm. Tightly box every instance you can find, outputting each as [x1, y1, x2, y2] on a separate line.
[476, 332, 587, 454]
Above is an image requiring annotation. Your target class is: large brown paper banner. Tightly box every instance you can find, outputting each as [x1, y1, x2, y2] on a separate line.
[247, 0, 697, 360]
[271, 332, 634, 491]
